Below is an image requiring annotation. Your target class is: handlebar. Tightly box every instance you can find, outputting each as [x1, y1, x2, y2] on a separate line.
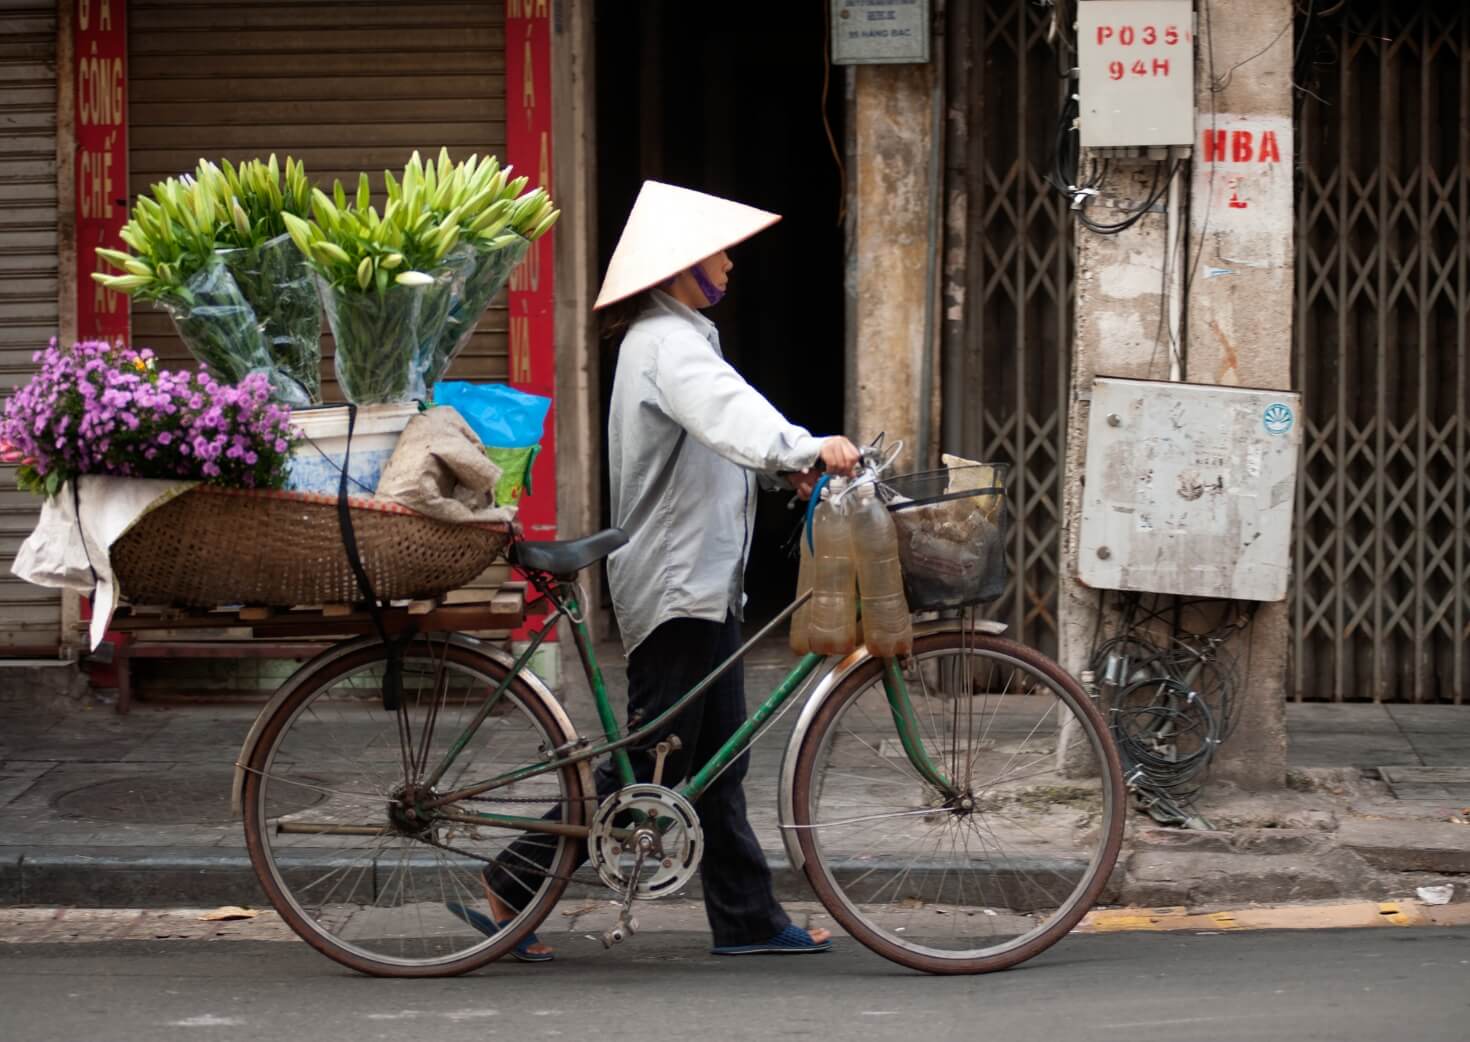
[787, 436, 901, 511]
[808, 436, 898, 476]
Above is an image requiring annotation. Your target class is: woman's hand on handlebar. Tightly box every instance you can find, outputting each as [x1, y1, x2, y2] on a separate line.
[784, 436, 861, 501]
[818, 436, 861, 477]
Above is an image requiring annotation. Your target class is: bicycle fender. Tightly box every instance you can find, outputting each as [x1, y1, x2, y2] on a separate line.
[230, 634, 596, 821]
[774, 619, 1007, 872]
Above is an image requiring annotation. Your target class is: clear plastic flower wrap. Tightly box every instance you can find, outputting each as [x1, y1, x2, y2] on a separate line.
[413, 245, 472, 390]
[92, 158, 320, 408]
[275, 151, 559, 404]
[219, 233, 322, 403]
[422, 234, 531, 387]
[318, 269, 456, 405]
[160, 259, 311, 407]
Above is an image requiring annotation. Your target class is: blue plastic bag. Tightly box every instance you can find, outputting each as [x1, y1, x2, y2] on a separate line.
[433, 381, 552, 504]
[434, 381, 551, 449]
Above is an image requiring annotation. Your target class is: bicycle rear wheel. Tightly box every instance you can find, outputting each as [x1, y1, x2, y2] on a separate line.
[241, 638, 586, 976]
[790, 628, 1124, 974]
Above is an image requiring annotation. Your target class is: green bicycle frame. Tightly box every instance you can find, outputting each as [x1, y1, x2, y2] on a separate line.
[418, 583, 956, 834]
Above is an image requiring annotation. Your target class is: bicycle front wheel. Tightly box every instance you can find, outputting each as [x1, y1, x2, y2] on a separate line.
[790, 629, 1125, 974]
[242, 638, 587, 977]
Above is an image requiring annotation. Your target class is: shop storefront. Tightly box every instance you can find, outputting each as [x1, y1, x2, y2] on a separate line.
[125, 1, 514, 392]
[0, 1, 62, 652]
[0, 1, 567, 656]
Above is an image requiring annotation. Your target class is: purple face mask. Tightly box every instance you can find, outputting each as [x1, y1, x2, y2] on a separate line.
[689, 262, 725, 307]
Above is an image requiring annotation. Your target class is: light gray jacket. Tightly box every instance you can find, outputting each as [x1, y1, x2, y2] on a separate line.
[606, 291, 823, 653]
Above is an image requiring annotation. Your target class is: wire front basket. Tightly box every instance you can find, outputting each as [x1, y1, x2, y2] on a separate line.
[879, 463, 1009, 612]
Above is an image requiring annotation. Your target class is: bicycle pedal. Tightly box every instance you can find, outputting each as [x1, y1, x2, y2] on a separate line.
[600, 907, 640, 948]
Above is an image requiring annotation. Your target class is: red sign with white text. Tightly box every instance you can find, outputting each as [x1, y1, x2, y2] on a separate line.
[74, 0, 129, 344]
[507, 1, 557, 635]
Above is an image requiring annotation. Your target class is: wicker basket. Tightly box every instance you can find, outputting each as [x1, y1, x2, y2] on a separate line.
[881, 464, 1009, 612]
[110, 485, 512, 609]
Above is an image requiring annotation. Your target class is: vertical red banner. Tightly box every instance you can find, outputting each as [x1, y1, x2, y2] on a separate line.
[74, 0, 129, 344]
[507, 1, 557, 635]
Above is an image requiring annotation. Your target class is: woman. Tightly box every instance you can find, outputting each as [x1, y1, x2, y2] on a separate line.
[472, 182, 858, 960]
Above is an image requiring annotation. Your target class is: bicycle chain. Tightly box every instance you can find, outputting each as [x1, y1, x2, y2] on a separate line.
[416, 826, 585, 886]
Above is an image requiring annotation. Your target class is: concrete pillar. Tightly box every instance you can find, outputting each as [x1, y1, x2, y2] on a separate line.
[847, 62, 938, 461]
[1057, 162, 1176, 674]
[1059, 0, 1294, 791]
[1183, 0, 1295, 787]
[551, 3, 604, 638]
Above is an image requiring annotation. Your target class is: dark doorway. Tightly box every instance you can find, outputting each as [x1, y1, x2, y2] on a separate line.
[594, 3, 847, 634]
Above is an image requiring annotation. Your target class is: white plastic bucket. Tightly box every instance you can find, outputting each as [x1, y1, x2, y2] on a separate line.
[285, 403, 419, 496]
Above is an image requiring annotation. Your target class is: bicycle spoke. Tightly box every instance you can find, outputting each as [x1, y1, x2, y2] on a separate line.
[245, 646, 582, 973]
[794, 632, 1123, 971]
[790, 806, 937, 830]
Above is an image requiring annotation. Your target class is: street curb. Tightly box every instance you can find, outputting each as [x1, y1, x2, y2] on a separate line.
[1, 843, 1102, 909]
[0, 845, 816, 908]
[3, 841, 1462, 911]
[4, 847, 269, 908]
[0, 849, 22, 904]
[1082, 899, 1470, 933]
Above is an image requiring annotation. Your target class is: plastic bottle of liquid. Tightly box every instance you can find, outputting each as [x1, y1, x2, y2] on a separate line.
[850, 483, 913, 657]
[807, 486, 859, 656]
[789, 532, 814, 655]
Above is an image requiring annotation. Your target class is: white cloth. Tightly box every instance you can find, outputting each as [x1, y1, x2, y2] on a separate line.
[606, 291, 823, 653]
[11, 476, 194, 649]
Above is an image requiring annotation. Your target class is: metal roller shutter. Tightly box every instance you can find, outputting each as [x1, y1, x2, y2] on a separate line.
[127, 0, 509, 400]
[0, 0, 61, 653]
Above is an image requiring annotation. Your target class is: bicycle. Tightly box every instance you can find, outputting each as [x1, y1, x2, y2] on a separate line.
[232, 450, 1126, 977]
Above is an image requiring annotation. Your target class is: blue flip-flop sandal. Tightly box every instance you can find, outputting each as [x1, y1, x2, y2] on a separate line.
[711, 924, 832, 956]
[444, 901, 554, 963]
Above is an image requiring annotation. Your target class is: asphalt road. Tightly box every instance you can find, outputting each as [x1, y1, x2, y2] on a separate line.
[1, 927, 1466, 1042]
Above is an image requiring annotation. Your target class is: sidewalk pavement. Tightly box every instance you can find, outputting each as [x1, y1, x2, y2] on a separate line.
[0, 645, 1466, 911]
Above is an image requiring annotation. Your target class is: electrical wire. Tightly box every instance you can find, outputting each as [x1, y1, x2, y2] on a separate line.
[820, 0, 846, 227]
[1076, 161, 1180, 235]
[1182, 0, 1221, 308]
[1213, 0, 1331, 94]
[1045, 0, 1077, 81]
[1210, 16, 1293, 93]
[1045, 79, 1178, 237]
[1088, 591, 1249, 826]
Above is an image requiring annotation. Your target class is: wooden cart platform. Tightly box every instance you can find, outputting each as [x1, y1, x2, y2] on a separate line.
[104, 585, 530, 714]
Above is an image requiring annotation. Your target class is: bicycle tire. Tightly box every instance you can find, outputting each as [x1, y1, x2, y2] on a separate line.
[791, 629, 1125, 974]
[242, 638, 587, 977]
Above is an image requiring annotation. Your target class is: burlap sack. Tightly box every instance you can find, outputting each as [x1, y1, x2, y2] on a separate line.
[374, 406, 517, 524]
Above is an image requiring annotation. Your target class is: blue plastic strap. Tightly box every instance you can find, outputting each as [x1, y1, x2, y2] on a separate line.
[804, 474, 831, 554]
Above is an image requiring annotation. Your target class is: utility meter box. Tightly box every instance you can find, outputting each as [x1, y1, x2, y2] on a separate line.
[1077, 0, 1195, 147]
[1078, 377, 1302, 601]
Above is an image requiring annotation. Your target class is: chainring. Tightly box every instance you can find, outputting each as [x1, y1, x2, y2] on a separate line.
[588, 783, 703, 900]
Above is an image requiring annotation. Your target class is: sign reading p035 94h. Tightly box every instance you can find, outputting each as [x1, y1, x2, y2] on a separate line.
[830, 0, 930, 65]
[1077, 0, 1195, 148]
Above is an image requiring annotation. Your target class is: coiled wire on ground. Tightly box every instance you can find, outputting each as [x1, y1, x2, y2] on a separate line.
[1088, 594, 1253, 826]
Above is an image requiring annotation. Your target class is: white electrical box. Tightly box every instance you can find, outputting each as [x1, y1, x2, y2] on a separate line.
[1077, 0, 1195, 147]
[1078, 377, 1302, 601]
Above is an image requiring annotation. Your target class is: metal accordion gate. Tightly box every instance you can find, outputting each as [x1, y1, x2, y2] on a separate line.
[944, 0, 1074, 659]
[1293, 1, 1470, 703]
[947, 1, 1469, 699]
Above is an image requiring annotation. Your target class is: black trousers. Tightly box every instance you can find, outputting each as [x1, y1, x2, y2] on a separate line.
[482, 614, 791, 947]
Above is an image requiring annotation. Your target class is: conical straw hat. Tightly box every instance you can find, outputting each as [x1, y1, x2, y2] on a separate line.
[593, 181, 781, 310]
